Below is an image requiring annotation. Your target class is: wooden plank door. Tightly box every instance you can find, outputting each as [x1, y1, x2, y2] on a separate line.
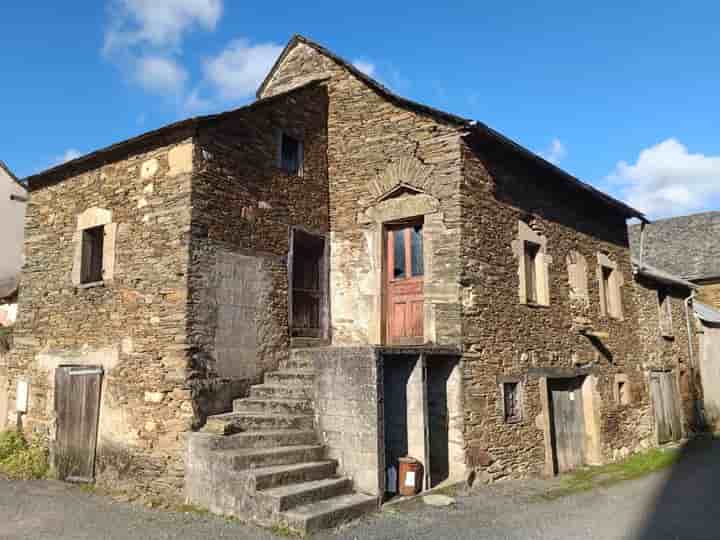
[55, 366, 103, 483]
[650, 372, 682, 444]
[385, 222, 424, 344]
[549, 377, 586, 473]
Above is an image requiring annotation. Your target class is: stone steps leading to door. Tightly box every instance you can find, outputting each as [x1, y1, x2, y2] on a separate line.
[186, 349, 378, 534]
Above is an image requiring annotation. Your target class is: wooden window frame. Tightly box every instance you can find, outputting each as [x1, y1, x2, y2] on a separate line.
[80, 226, 105, 285]
[499, 377, 523, 424]
[277, 130, 304, 176]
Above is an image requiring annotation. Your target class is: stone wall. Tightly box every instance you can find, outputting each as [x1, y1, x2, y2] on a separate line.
[260, 42, 464, 346]
[4, 134, 196, 499]
[312, 347, 382, 495]
[459, 133, 654, 480]
[697, 281, 720, 310]
[188, 82, 329, 384]
[632, 276, 700, 434]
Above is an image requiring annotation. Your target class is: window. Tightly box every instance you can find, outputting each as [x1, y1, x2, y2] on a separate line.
[503, 382, 522, 423]
[658, 289, 673, 338]
[516, 221, 550, 306]
[614, 375, 631, 405]
[597, 253, 623, 320]
[280, 133, 302, 175]
[81, 226, 104, 284]
[525, 242, 540, 304]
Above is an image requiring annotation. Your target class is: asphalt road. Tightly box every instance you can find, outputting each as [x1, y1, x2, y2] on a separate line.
[2, 438, 719, 540]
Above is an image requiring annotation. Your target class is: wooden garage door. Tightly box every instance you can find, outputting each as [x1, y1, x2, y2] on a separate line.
[549, 377, 586, 473]
[650, 371, 682, 444]
[55, 366, 103, 483]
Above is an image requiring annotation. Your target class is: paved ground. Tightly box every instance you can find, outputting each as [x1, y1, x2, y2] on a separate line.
[2, 438, 719, 540]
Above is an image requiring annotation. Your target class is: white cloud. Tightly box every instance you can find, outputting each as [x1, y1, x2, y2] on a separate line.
[55, 149, 83, 164]
[204, 39, 283, 101]
[352, 60, 376, 77]
[539, 138, 567, 165]
[607, 138, 720, 217]
[133, 55, 188, 95]
[104, 0, 222, 52]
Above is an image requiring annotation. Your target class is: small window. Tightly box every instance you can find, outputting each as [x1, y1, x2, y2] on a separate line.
[658, 289, 673, 338]
[617, 381, 629, 405]
[503, 382, 522, 423]
[524, 241, 541, 304]
[393, 229, 406, 279]
[410, 224, 424, 277]
[280, 133, 302, 175]
[81, 226, 104, 284]
[599, 259, 623, 320]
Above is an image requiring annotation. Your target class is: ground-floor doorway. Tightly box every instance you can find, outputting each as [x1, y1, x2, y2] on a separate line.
[649, 371, 683, 444]
[289, 228, 328, 340]
[548, 376, 587, 473]
[381, 352, 462, 500]
[54, 366, 103, 482]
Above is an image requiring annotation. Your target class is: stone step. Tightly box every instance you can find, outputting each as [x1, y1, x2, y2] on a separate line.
[248, 460, 339, 491]
[259, 477, 353, 513]
[250, 384, 312, 400]
[215, 445, 325, 470]
[264, 370, 315, 387]
[233, 397, 313, 416]
[202, 412, 313, 435]
[200, 430, 318, 451]
[281, 493, 379, 534]
[282, 349, 318, 370]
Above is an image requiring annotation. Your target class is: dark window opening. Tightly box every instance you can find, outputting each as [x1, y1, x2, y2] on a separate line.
[81, 226, 104, 284]
[617, 381, 629, 405]
[602, 266, 612, 308]
[280, 133, 302, 174]
[525, 242, 540, 303]
[503, 382, 521, 423]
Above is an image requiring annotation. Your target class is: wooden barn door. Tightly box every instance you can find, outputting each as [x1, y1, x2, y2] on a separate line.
[549, 377, 586, 473]
[385, 222, 424, 345]
[55, 366, 103, 483]
[650, 371, 682, 444]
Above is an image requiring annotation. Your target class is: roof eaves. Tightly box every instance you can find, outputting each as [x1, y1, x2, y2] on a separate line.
[0, 160, 27, 191]
[24, 79, 329, 191]
[257, 34, 471, 127]
[471, 121, 647, 221]
[631, 257, 698, 289]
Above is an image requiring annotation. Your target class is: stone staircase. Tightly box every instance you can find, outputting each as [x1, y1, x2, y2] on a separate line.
[185, 350, 378, 534]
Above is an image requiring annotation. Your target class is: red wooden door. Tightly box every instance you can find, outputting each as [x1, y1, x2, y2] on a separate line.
[386, 222, 424, 344]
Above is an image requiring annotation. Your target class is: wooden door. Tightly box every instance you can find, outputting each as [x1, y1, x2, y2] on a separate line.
[55, 366, 103, 483]
[650, 371, 682, 444]
[549, 377, 586, 473]
[385, 222, 424, 344]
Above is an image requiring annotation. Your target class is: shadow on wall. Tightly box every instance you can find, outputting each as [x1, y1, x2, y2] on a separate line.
[635, 436, 720, 540]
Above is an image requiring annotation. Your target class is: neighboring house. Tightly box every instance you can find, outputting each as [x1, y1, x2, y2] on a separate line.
[629, 212, 720, 309]
[2, 35, 698, 533]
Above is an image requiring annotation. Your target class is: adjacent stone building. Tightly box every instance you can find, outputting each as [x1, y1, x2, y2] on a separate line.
[2, 34, 704, 533]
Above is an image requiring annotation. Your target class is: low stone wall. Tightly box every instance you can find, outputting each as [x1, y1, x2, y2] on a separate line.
[312, 347, 382, 496]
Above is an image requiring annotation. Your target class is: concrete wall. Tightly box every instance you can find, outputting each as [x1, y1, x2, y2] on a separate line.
[0, 164, 26, 283]
[313, 347, 382, 496]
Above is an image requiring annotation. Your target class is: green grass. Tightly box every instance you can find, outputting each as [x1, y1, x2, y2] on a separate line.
[0, 430, 49, 480]
[540, 447, 680, 500]
[270, 523, 302, 538]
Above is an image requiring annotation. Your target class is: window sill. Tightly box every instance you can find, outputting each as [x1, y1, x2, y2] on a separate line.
[77, 281, 105, 290]
[525, 302, 550, 309]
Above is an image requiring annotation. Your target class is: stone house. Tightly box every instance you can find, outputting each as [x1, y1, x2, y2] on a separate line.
[1, 34, 701, 532]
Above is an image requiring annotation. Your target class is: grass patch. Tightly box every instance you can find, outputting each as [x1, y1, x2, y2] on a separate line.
[270, 523, 302, 538]
[540, 447, 680, 500]
[0, 430, 49, 480]
[174, 503, 210, 515]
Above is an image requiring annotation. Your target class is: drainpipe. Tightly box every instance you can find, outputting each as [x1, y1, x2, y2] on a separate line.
[685, 290, 696, 369]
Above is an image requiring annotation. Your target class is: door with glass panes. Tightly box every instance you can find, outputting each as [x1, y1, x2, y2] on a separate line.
[385, 221, 424, 344]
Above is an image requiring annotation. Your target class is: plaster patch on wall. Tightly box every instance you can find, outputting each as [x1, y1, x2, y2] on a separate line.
[168, 143, 194, 177]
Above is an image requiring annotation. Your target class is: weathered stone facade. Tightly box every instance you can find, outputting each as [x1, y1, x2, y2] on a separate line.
[3, 34, 707, 520]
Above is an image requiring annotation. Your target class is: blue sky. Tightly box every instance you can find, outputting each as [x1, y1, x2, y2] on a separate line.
[3, 1, 719, 218]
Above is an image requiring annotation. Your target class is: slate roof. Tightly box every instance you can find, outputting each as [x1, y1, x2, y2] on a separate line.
[22, 34, 645, 220]
[631, 257, 697, 290]
[629, 211, 720, 281]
